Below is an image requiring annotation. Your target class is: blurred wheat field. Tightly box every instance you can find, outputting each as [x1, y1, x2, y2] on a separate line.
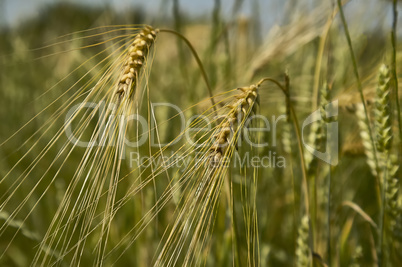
[0, 0, 402, 266]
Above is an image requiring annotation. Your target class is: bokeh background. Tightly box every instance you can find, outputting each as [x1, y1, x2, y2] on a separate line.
[0, 0, 401, 266]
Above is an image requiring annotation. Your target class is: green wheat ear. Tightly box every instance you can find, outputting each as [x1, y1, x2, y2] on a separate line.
[374, 64, 392, 154]
[349, 245, 363, 267]
[373, 64, 399, 232]
[385, 155, 399, 231]
[374, 64, 400, 265]
[296, 215, 310, 267]
[306, 82, 331, 173]
[356, 103, 377, 177]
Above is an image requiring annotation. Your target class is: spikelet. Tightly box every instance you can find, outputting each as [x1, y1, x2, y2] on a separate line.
[349, 245, 363, 267]
[29, 25, 159, 266]
[351, 66, 392, 178]
[319, 83, 333, 123]
[209, 84, 259, 166]
[385, 155, 399, 232]
[296, 215, 311, 267]
[115, 26, 158, 106]
[304, 120, 321, 170]
[393, 196, 402, 242]
[281, 118, 292, 154]
[374, 64, 392, 154]
[372, 65, 400, 232]
[355, 103, 377, 176]
[306, 83, 330, 173]
[153, 82, 261, 267]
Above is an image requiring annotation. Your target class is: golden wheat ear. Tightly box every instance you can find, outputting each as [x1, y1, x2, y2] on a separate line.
[0, 24, 162, 266]
[34, 25, 162, 265]
[115, 26, 158, 103]
[137, 80, 268, 267]
[0, 22, 225, 266]
[82, 79, 260, 266]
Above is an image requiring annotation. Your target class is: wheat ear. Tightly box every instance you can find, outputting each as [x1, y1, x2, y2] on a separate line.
[306, 83, 331, 173]
[29, 25, 159, 266]
[374, 65, 392, 155]
[374, 64, 399, 265]
[356, 104, 378, 177]
[296, 215, 311, 267]
[373, 65, 398, 229]
[154, 81, 262, 267]
[115, 25, 158, 104]
[209, 84, 259, 165]
[349, 245, 363, 267]
[385, 156, 399, 231]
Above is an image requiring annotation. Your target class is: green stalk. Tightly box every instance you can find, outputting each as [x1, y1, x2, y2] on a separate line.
[336, 0, 382, 208]
[326, 166, 332, 265]
[258, 77, 310, 215]
[378, 163, 388, 266]
[226, 172, 241, 266]
[159, 29, 218, 114]
[391, 0, 402, 158]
